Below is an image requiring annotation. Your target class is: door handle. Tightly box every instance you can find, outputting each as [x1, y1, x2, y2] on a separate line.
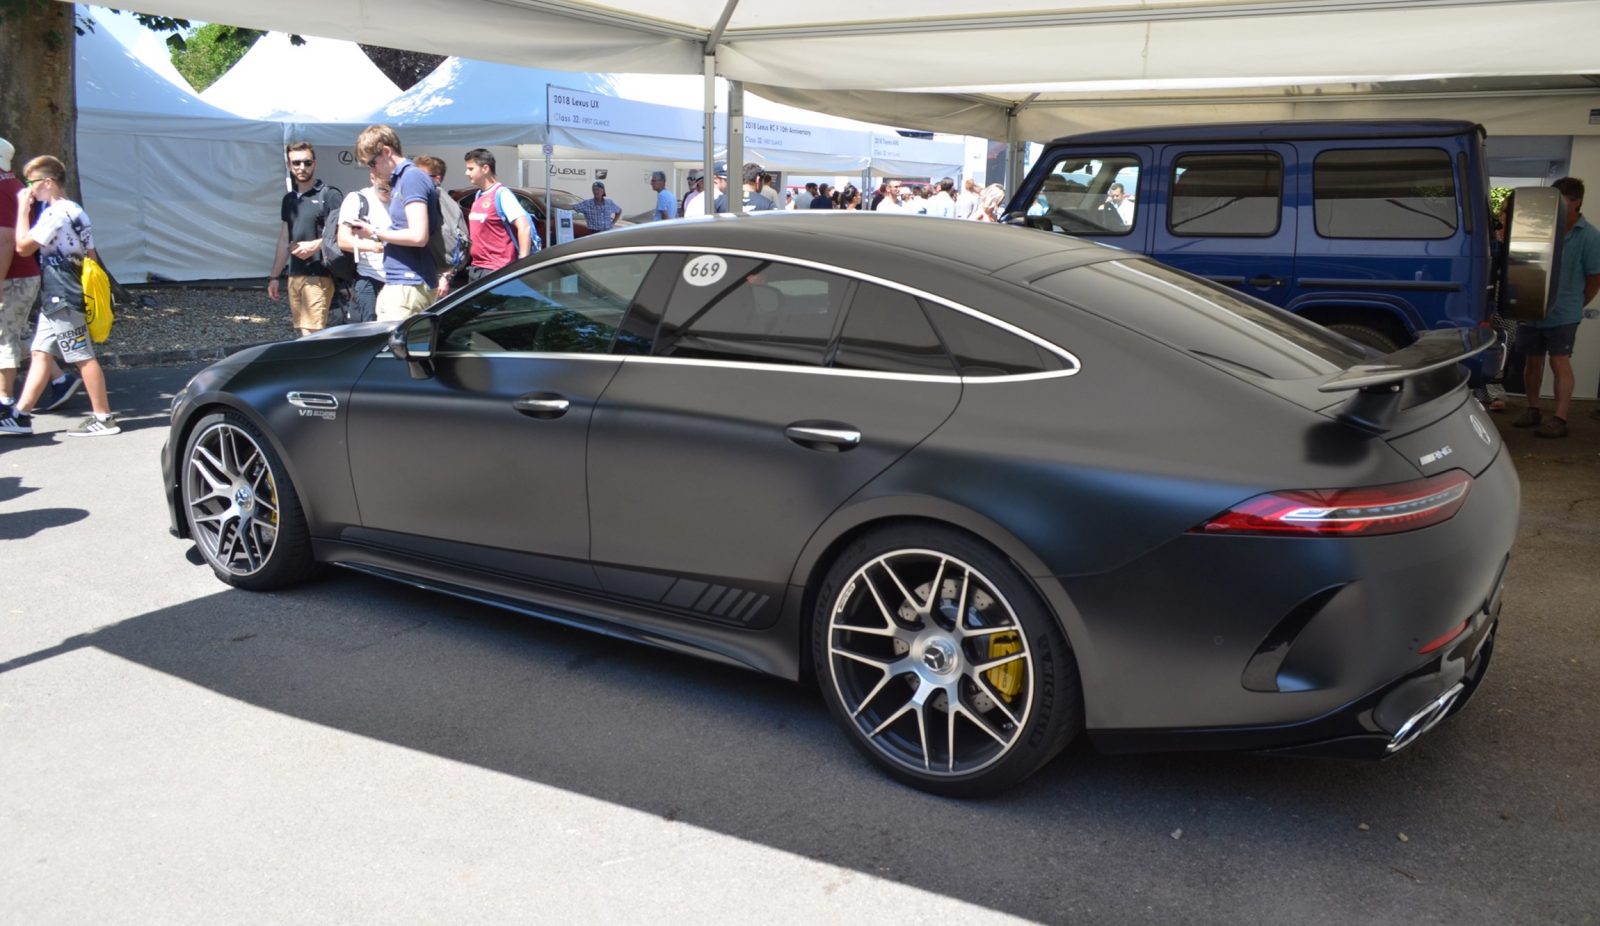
[1247, 274, 1286, 288]
[785, 422, 861, 452]
[513, 393, 570, 419]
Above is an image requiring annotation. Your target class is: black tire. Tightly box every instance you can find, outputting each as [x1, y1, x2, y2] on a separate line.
[812, 525, 1082, 796]
[1327, 323, 1402, 355]
[181, 410, 315, 590]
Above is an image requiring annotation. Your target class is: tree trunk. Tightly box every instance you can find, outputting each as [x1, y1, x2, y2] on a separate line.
[0, 2, 79, 201]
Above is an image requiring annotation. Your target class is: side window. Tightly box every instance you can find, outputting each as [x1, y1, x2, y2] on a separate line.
[1169, 152, 1283, 237]
[832, 284, 955, 376]
[921, 301, 1069, 377]
[654, 255, 851, 367]
[1314, 147, 1458, 239]
[1025, 154, 1140, 236]
[437, 252, 654, 354]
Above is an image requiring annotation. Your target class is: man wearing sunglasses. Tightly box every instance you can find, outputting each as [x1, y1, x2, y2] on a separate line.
[267, 141, 341, 337]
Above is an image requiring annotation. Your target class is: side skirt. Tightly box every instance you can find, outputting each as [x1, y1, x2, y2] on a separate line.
[314, 539, 805, 681]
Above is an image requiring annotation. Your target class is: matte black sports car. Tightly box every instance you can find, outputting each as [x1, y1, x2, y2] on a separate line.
[163, 213, 1516, 795]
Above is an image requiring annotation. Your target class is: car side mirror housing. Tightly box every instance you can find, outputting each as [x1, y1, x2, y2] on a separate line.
[389, 314, 438, 379]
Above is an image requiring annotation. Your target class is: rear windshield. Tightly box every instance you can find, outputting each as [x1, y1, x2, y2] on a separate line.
[1031, 259, 1364, 379]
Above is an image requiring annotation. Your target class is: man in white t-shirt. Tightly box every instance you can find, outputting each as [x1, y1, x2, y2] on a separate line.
[925, 178, 957, 218]
[681, 171, 707, 217]
[0, 155, 120, 437]
[335, 165, 393, 324]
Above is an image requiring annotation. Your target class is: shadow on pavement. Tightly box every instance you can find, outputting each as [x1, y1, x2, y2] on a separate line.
[0, 549, 1586, 924]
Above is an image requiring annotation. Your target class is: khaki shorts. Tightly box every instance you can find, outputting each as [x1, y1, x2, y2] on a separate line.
[288, 275, 334, 331]
[1, 275, 42, 368]
[374, 282, 434, 321]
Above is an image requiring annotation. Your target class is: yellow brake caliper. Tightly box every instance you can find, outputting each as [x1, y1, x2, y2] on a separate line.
[985, 632, 1023, 701]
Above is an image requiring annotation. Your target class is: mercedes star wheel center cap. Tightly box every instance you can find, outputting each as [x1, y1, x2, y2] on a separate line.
[922, 638, 958, 676]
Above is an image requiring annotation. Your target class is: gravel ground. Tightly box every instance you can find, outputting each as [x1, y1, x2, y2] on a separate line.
[98, 282, 294, 368]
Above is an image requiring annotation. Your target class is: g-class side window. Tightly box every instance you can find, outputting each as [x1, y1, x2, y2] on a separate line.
[1313, 148, 1458, 239]
[1024, 154, 1141, 236]
[1169, 152, 1284, 237]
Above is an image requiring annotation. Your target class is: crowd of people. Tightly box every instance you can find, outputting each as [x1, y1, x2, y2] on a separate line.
[267, 132, 1019, 344]
[667, 164, 1009, 222]
[268, 127, 538, 334]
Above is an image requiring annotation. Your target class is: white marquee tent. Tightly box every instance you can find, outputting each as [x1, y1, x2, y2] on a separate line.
[76, 22, 287, 283]
[84, 0, 1600, 144]
[200, 32, 400, 122]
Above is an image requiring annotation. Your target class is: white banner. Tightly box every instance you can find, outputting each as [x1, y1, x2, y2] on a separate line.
[548, 85, 705, 142]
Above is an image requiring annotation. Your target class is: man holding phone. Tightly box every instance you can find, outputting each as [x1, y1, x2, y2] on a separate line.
[348, 125, 439, 321]
[266, 141, 340, 337]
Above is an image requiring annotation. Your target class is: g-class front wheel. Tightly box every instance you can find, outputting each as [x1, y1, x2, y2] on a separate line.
[813, 526, 1082, 796]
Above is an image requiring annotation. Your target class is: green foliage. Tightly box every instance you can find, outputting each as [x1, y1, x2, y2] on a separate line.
[1490, 187, 1513, 215]
[170, 23, 263, 92]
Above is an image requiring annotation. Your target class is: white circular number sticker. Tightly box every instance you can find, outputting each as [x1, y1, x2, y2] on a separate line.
[682, 254, 728, 287]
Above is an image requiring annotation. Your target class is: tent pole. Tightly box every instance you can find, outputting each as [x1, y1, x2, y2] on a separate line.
[727, 80, 744, 210]
[704, 0, 741, 212]
[703, 55, 716, 202]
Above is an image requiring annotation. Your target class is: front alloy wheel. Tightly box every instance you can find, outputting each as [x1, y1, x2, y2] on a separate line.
[816, 528, 1080, 795]
[182, 411, 313, 589]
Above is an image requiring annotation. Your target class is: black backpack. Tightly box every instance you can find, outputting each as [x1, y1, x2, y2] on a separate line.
[320, 190, 366, 281]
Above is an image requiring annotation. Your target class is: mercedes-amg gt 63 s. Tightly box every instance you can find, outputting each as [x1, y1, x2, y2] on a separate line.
[163, 213, 1517, 795]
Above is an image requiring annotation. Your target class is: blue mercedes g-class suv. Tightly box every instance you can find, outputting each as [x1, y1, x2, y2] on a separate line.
[1008, 120, 1541, 380]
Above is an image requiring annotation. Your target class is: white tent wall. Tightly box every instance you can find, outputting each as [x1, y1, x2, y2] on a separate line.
[201, 33, 400, 121]
[77, 21, 287, 283]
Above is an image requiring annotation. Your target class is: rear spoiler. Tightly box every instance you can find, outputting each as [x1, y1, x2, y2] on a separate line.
[1320, 328, 1497, 429]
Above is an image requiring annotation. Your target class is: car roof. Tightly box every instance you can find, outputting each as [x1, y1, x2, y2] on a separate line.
[1043, 119, 1483, 146]
[556, 211, 1113, 279]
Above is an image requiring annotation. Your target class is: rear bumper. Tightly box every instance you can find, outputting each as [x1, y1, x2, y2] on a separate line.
[1091, 598, 1499, 759]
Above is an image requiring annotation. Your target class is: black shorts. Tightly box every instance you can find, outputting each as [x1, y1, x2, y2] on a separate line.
[1516, 323, 1579, 357]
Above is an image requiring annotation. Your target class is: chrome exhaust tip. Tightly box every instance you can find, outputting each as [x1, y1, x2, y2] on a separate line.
[1386, 682, 1465, 755]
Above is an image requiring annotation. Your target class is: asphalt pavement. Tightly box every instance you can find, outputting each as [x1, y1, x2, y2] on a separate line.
[2, 364, 1597, 925]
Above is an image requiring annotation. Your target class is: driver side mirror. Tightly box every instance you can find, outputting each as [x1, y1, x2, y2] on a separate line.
[389, 313, 438, 379]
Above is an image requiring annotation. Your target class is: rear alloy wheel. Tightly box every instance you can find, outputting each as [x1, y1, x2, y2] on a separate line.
[182, 411, 314, 590]
[814, 527, 1081, 796]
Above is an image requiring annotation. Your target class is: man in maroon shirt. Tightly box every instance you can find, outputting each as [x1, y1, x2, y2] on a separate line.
[462, 148, 535, 282]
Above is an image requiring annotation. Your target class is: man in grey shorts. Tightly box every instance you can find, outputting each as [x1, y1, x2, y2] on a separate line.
[1514, 177, 1600, 438]
[0, 155, 119, 438]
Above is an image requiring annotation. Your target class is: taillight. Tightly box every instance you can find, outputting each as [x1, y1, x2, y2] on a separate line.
[1195, 470, 1472, 537]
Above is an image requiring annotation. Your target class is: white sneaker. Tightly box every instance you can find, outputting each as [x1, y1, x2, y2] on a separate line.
[63, 414, 120, 437]
[0, 408, 34, 437]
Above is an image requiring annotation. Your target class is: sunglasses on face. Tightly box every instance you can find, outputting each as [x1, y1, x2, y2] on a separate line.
[25, 177, 51, 187]
[289, 159, 314, 167]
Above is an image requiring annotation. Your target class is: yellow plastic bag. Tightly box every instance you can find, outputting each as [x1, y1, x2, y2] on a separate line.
[81, 256, 114, 343]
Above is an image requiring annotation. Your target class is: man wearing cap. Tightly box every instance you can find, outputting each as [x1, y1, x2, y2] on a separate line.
[649, 171, 675, 222]
[572, 181, 623, 233]
[681, 170, 707, 217]
[715, 162, 775, 214]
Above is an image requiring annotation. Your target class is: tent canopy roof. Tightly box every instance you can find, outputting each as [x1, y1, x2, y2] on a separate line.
[81, 0, 1600, 139]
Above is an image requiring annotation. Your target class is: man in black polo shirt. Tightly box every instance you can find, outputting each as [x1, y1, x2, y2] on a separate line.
[267, 141, 341, 337]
